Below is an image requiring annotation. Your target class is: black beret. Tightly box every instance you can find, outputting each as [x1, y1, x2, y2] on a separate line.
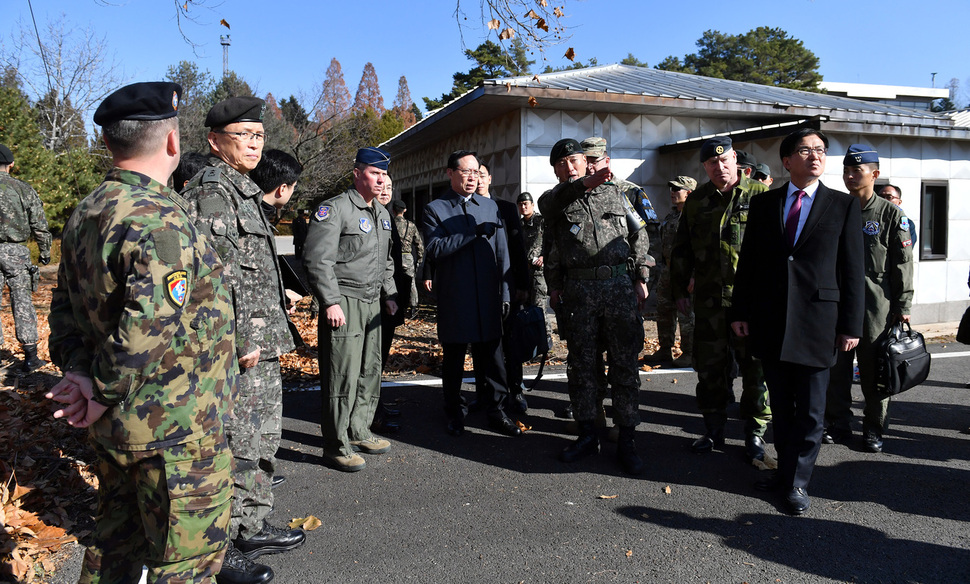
[0, 144, 13, 165]
[700, 136, 733, 162]
[391, 199, 407, 211]
[355, 146, 391, 170]
[93, 82, 182, 127]
[550, 138, 583, 165]
[517, 191, 533, 203]
[205, 96, 266, 128]
[736, 149, 757, 168]
[843, 144, 878, 166]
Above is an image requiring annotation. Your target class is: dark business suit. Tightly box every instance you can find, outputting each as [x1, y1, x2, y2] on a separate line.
[731, 181, 864, 489]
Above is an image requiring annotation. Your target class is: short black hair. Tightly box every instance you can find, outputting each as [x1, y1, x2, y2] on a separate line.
[249, 149, 302, 194]
[477, 158, 490, 173]
[779, 128, 829, 160]
[881, 183, 902, 199]
[173, 151, 208, 193]
[447, 149, 477, 170]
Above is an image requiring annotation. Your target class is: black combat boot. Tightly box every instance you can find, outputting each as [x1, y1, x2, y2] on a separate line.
[691, 413, 726, 454]
[21, 344, 46, 373]
[616, 425, 644, 475]
[216, 542, 274, 584]
[560, 421, 599, 462]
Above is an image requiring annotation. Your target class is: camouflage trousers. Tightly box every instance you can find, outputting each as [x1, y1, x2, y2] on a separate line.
[825, 340, 890, 437]
[228, 357, 283, 540]
[656, 268, 694, 354]
[80, 433, 232, 584]
[564, 277, 643, 427]
[318, 295, 382, 457]
[693, 307, 770, 437]
[0, 243, 38, 345]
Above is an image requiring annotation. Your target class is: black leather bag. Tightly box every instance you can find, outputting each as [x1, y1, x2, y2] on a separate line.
[874, 322, 931, 397]
[957, 307, 970, 344]
[506, 306, 551, 363]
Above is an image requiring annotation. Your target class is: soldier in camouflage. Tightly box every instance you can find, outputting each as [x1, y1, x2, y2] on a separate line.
[539, 138, 651, 475]
[669, 136, 771, 464]
[0, 143, 52, 372]
[649, 176, 696, 367]
[517, 192, 548, 310]
[390, 192, 424, 316]
[181, 97, 305, 583]
[46, 82, 238, 584]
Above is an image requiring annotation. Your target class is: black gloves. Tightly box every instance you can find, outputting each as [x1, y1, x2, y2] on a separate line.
[475, 222, 497, 238]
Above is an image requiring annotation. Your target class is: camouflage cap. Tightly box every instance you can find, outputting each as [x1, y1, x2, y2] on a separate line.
[667, 176, 697, 191]
[550, 138, 583, 165]
[205, 96, 266, 128]
[517, 191, 534, 203]
[93, 81, 182, 127]
[581, 136, 608, 159]
[700, 136, 733, 162]
[0, 144, 12, 165]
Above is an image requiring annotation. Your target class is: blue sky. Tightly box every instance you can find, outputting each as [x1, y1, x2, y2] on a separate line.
[5, 0, 968, 120]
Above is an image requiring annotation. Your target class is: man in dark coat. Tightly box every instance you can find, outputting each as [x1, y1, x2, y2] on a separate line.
[731, 128, 864, 516]
[421, 150, 520, 438]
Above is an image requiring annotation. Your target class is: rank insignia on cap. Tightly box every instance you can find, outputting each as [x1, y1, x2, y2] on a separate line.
[863, 221, 880, 235]
[715, 145, 724, 155]
[314, 205, 332, 221]
[165, 270, 188, 308]
[900, 217, 909, 230]
[381, 219, 392, 230]
[360, 218, 373, 233]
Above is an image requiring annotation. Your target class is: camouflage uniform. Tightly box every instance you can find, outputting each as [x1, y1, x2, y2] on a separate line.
[615, 176, 661, 301]
[0, 172, 51, 347]
[304, 189, 396, 458]
[669, 175, 770, 437]
[521, 212, 547, 306]
[657, 207, 694, 359]
[49, 168, 236, 583]
[394, 214, 424, 307]
[826, 194, 914, 438]
[539, 179, 650, 427]
[182, 156, 297, 541]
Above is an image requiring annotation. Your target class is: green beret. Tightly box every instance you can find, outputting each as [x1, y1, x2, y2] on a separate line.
[93, 82, 182, 127]
[550, 138, 583, 165]
[205, 96, 266, 128]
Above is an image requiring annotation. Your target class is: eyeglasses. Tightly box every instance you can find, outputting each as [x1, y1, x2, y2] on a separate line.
[454, 168, 479, 177]
[794, 146, 827, 157]
[215, 131, 267, 142]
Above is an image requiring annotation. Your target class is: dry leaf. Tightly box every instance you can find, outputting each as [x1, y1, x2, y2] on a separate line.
[535, 18, 549, 32]
[554, 6, 564, 17]
[663, 485, 672, 494]
[183, 2, 189, 10]
[625, 549, 633, 558]
[597, 494, 618, 499]
[499, 27, 515, 40]
[532, 74, 540, 83]
[289, 515, 323, 531]
[219, 18, 230, 29]
[524, 9, 540, 19]
[672, 378, 678, 384]
[487, 18, 500, 30]
[538, 0, 548, 5]
[527, 96, 538, 107]
[564, 47, 575, 61]
[505, 82, 512, 92]
[515, 420, 532, 433]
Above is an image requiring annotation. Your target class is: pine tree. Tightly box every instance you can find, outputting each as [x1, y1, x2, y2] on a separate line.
[353, 63, 385, 115]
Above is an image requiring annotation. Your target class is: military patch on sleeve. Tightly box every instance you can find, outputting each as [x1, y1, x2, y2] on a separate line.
[360, 218, 373, 233]
[165, 270, 188, 308]
[570, 223, 582, 235]
[314, 205, 332, 221]
[902, 239, 913, 248]
[900, 217, 909, 231]
[863, 221, 880, 235]
[381, 219, 392, 230]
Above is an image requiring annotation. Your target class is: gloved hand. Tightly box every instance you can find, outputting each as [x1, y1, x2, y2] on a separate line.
[475, 222, 497, 238]
[502, 302, 510, 319]
[39, 254, 51, 266]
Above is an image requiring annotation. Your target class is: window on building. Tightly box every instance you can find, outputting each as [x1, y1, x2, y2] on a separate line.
[920, 183, 948, 260]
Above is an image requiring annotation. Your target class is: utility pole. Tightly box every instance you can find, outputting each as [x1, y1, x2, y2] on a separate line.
[931, 72, 937, 88]
[221, 34, 231, 77]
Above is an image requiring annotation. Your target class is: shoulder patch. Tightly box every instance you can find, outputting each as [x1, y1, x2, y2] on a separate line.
[153, 229, 181, 264]
[360, 217, 373, 233]
[314, 205, 333, 221]
[165, 270, 188, 308]
[202, 166, 222, 184]
[381, 218, 392, 230]
[900, 216, 909, 231]
[863, 221, 881, 236]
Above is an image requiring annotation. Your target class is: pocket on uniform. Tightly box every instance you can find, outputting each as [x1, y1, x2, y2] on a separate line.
[162, 441, 232, 559]
[337, 235, 364, 262]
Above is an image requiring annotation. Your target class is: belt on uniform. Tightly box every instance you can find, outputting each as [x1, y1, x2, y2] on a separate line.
[567, 263, 627, 280]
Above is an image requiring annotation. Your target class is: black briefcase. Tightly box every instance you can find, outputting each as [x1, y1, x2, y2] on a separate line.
[874, 322, 931, 397]
[956, 306, 970, 344]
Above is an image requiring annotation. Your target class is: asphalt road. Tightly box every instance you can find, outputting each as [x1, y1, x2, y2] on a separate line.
[54, 341, 970, 584]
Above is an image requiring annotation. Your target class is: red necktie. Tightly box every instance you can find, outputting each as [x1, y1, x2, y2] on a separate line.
[785, 190, 806, 246]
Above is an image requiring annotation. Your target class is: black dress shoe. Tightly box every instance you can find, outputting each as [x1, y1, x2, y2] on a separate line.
[488, 413, 522, 437]
[556, 403, 574, 419]
[234, 522, 306, 559]
[216, 543, 274, 584]
[509, 393, 528, 414]
[785, 487, 810, 515]
[690, 428, 725, 454]
[271, 475, 285, 488]
[745, 435, 766, 462]
[822, 427, 851, 445]
[864, 434, 884, 453]
[446, 418, 465, 437]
